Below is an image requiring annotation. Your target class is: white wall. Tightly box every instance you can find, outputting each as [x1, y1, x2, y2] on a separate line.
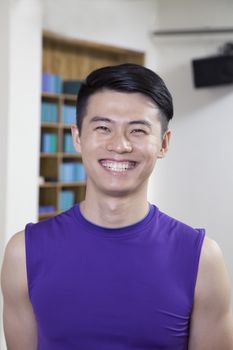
[6, 0, 42, 238]
[0, 2, 10, 348]
[152, 0, 233, 289]
[42, 0, 159, 67]
[0, 1, 42, 349]
[0, 0, 10, 259]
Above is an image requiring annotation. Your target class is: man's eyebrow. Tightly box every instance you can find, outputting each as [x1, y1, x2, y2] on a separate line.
[129, 120, 152, 128]
[90, 116, 112, 123]
[90, 116, 152, 128]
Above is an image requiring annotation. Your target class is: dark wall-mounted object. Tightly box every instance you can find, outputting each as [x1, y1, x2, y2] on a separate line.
[192, 55, 233, 88]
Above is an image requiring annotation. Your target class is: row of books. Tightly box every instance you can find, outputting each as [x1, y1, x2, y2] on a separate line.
[60, 162, 86, 182]
[42, 73, 62, 94]
[59, 190, 75, 211]
[39, 190, 75, 213]
[42, 72, 82, 95]
[41, 133, 57, 153]
[41, 132, 77, 154]
[39, 205, 56, 214]
[62, 105, 76, 124]
[64, 133, 76, 153]
[41, 102, 58, 123]
[41, 102, 76, 125]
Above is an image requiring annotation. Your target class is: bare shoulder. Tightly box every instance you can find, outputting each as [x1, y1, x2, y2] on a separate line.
[196, 236, 231, 302]
[200, 235, 224, 262]
[1, 232, 38, 348]
[1, 230, 28, 297]
[2, 230, 26, 273]
[4, 230, 25, 255]
[189, 239, 233, 349]
[196, 236, 231, 306]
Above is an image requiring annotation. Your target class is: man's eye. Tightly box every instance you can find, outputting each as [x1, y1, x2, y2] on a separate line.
[131, 129, 147, 134]
[95, 126, 110, 132]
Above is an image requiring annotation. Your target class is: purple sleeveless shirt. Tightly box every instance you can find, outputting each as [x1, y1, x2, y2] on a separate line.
[25, 204, 205, 350]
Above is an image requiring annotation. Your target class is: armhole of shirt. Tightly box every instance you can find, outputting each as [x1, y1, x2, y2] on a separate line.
[190, 228, 206, 305]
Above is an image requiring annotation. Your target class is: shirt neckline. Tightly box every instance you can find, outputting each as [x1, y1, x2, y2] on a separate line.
[72, 203, 157, 239]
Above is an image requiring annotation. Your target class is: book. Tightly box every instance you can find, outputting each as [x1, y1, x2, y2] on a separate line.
[41, 102, 58, 123]
[64, 133, 76, 153]
[41, 132, 57, 153]
[39, 205, 55, 214]
[62, 80, 82, 95]
[62, 105, 76, 124]
[75, 163, 86, 182]
[59, 162, 86, 182]
[41, 72, 62, 94]
[60, 163, 74, 182]
[59, 190, 75, 211]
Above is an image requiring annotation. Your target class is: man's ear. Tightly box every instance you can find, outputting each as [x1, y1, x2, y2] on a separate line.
[158, 130, 171, 159]
[71, 124, 82, 153]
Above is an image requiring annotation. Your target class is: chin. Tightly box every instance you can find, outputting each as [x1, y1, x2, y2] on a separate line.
[100, 186, 135, 198]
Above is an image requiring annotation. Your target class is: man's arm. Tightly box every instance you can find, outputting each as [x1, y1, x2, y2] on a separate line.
[189, 236, 233, 349]
[1, 231, 38, 350]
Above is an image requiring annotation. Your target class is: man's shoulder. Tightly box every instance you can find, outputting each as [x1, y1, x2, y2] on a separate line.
[198, 236, 225, 281]
[200, 236, 222, 260]
[156, 207, 205, 238]
[195, 235, 230, 305]
[23, 207, 74, 237]
[1, 230, 28, 297]
[4, 230, 26, 263]
[189, 236, 233, 348]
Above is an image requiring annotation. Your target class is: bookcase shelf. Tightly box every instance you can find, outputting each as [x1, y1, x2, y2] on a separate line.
[38, 30, 144, 221]
[39, 212, 59, 220]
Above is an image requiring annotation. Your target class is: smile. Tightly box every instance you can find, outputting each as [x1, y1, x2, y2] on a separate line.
[99, 160, 137, 172]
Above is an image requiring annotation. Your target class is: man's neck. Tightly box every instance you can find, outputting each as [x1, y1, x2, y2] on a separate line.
[79, 192, 149, 228]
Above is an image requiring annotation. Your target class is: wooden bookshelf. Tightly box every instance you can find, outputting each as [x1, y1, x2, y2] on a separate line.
[39, 31, 145, 221]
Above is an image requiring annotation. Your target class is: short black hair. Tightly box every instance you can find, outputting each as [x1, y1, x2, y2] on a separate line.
[76, 63, 173, 135]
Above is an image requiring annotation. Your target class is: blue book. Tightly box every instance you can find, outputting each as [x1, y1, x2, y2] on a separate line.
[39, 205, 55, 214]
[68, 106, 76, 124]
[75, 163, 86, 182]
[42, 73, 62, 94]
[42, 73, 50, 93]
[51, 134, 57, 152]
[64, 133, 76, 153]
[41, 102, 58, 123]
[62, 80, 82, 95]
[50, 75, 62, 94]
[59, 190, 75, 211]
[62, 105, 76, 124]
[60, 163, 74, 182]
[41, 132, 57, 153]
[51, 104, 58, 122]
[42, 133, 51, 153]
[44, 73, 54, 93]
[60, 162, 86, 182]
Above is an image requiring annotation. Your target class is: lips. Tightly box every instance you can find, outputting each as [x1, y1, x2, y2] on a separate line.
[99, 160, 137, 172]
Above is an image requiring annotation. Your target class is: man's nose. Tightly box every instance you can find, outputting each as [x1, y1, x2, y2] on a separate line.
[106, 133, 133, 153]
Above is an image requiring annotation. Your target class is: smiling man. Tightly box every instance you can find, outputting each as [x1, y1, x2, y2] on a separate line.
[1, 64, 233, 349]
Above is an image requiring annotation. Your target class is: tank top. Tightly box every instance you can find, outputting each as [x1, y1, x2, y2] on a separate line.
[25, 203, 205, 350]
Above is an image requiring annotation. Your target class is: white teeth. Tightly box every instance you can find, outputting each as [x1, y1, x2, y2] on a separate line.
[101, 161, 135, 172]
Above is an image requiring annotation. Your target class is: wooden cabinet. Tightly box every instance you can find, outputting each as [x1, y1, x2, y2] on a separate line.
[38, 31, 144, 220]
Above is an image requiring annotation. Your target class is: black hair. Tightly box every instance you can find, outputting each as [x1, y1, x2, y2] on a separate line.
[76, 63, 173, 135]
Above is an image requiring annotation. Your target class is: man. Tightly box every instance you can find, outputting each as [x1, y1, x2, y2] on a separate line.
[1, 63, 233, 349]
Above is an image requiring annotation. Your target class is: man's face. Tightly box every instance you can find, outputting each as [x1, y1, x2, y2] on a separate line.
[72, 90, 170, 198]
